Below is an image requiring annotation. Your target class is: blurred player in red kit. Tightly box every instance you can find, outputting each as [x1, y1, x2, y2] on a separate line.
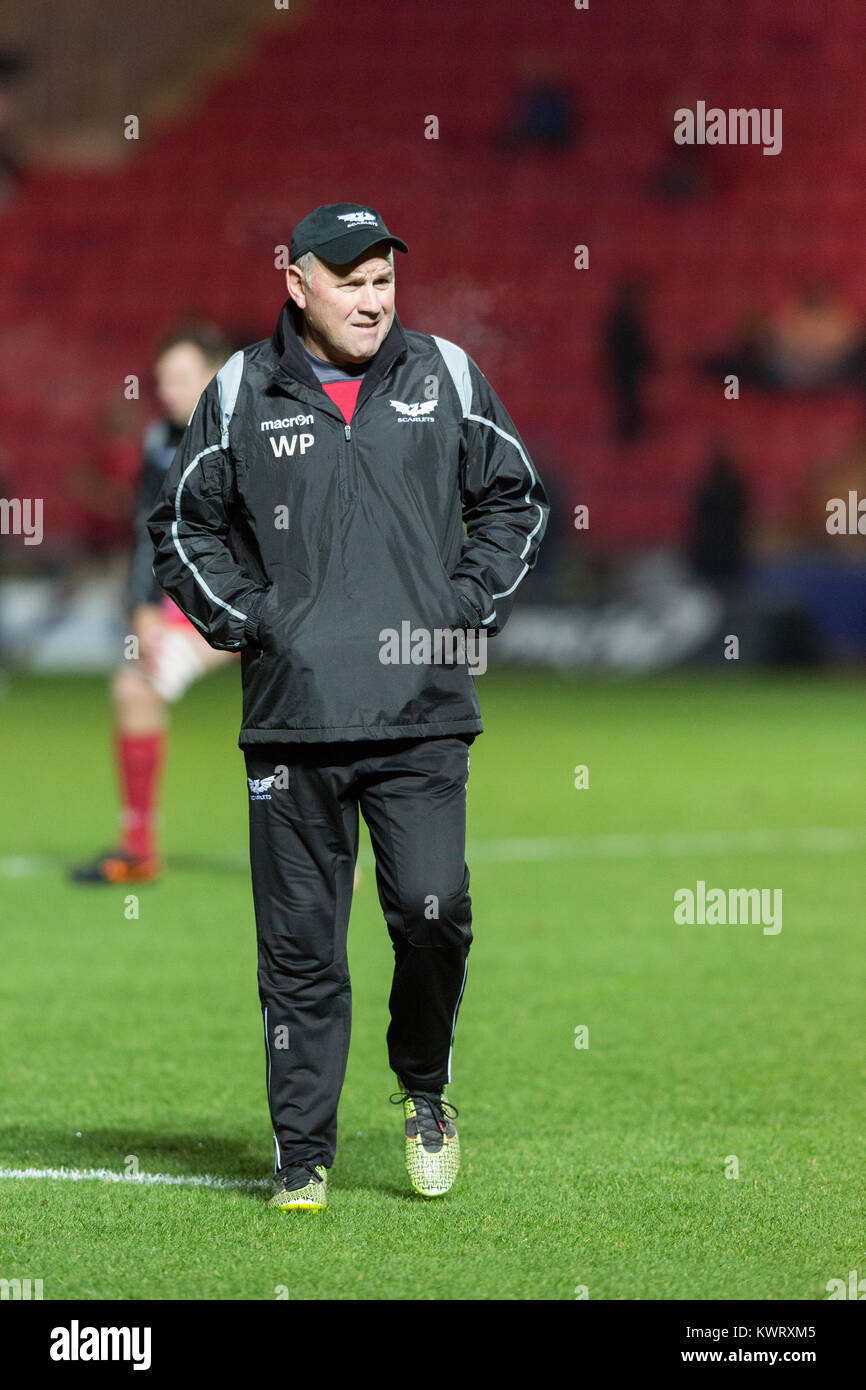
[71, 324, 236, 884]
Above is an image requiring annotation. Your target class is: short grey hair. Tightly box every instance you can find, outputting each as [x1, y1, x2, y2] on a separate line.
[295, 246, 394, 287]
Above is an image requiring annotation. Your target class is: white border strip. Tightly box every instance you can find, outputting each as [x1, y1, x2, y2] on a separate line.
[0, 1165, 269, 1191]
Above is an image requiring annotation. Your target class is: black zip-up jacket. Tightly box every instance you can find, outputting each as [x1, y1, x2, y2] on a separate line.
[147, 301, 549, 744]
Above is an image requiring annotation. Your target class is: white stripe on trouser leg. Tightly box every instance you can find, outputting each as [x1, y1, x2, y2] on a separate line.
[263, 1006, 281, 1172]
[446, 957, 469, 1084]
[445, 753, 471, 1085]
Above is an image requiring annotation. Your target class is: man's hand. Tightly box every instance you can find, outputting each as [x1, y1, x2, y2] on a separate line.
[132, 604, 166, 670]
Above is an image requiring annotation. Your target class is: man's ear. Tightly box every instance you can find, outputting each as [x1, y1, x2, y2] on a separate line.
[286, 265, 307, 309]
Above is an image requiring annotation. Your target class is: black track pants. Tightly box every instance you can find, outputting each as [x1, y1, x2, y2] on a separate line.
[243, 734, 474, 1185]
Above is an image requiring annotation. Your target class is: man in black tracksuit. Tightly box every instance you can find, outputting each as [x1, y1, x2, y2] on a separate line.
[148, 203, 549, 1206]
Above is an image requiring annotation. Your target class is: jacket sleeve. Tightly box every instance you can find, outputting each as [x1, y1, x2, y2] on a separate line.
[146, 379, 270, 651]
[448, 354, 549, 637]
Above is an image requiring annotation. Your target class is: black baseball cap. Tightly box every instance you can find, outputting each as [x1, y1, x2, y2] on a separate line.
[290, 203, 409, 266]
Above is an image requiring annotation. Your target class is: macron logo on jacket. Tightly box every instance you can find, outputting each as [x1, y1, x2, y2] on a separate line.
[260, 416, 314, 430]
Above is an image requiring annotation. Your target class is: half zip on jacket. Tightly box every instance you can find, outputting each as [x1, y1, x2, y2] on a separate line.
[340, 418, 356, 509]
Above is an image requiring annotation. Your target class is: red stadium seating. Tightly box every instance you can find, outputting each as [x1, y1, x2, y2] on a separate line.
[0, 0, 862, 554]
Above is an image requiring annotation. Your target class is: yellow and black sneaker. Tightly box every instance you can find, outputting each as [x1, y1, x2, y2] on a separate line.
[390, 1079, 460, 1197]
[267, 1163, 327, 1211]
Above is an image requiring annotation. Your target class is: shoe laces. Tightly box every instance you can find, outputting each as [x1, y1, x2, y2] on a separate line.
[280, 1161, 323, 1189]
[389, 1089, 458, 1141]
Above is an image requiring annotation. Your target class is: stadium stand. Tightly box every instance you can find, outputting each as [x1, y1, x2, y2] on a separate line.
[0, 0, 864, 557]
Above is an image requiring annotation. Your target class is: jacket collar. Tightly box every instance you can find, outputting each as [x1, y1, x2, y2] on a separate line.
[269, 298, 409, 412]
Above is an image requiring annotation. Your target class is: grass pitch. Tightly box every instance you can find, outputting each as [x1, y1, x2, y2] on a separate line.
[0, 667, 864, 1299]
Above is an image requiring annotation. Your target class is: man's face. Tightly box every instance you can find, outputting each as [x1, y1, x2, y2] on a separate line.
[287, 242, 396, 365]
[155, 343, 218, 427]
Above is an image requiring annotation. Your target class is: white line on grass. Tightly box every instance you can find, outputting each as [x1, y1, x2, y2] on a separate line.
[3, 826, 866, 879]
[0, 1166, 270, 1191]
[0, 855, 58, 876]
[465, 826, 866, 862]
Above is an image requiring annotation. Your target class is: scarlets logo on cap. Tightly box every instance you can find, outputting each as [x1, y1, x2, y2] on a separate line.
[337, 211, 379, 227]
